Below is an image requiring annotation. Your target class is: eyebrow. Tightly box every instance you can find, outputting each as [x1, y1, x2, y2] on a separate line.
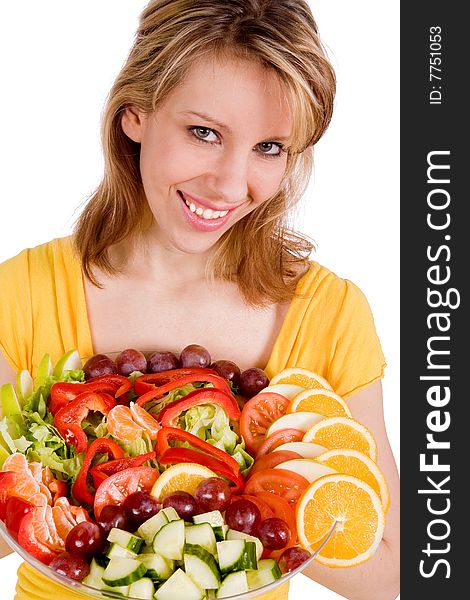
[180, 110, 291, 142]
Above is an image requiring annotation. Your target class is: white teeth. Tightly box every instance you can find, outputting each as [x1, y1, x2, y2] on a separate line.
[181, 193, 229, 220]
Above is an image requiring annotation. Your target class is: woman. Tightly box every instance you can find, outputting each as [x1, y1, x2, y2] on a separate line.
[0, 1, 399, 598]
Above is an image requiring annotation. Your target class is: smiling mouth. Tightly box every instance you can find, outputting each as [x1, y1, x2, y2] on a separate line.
[178, 191, 230, 220]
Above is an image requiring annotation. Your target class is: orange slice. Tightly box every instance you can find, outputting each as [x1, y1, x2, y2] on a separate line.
[296, 474, 385, 567]
[288, 389, 351, 418]
[315, 449, 389, 512]
[303, 417, 378, 462]
[150, 463, 219, 501]
[106, 405, 143, 442]
[269, 368, 333, 391]
[130, 402, 160, 440]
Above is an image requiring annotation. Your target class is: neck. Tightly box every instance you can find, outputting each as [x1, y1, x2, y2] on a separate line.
[113, 228, 214, 288]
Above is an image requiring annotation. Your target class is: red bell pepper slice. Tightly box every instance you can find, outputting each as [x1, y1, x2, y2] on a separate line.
[158, 447, 244, 493]
[136, 373, 232, 407]
[90, 452, 157, 489]
[54, 392, 117, 454]
[49, 375, 131, 415]
[72, 437, 125, 507]
[134, 368, 218, 396]
[156, 427, 243, 490]
[158, 388, 240, 427]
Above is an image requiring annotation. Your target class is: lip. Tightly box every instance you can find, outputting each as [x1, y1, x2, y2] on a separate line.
[179, 190, 242, 213]
[177, 191, 233, 232]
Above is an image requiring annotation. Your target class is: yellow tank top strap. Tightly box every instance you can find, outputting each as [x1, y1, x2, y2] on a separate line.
[15, 561, 290, 599]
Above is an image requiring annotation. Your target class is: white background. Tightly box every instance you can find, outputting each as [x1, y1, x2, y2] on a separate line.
[0, 2, 399, 598]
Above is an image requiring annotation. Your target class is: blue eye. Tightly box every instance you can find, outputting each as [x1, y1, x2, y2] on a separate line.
[256, 142, 283, 157]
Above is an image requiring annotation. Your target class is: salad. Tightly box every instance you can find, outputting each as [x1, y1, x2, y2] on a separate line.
[0, 346, 313, 598]
[0, 345, 388, 599]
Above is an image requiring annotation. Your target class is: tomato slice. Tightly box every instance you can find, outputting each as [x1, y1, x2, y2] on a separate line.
[256, 429, 304, 458]
[244, 468, 309, 507]
[233, 494, 275, 521]
[5, 496, 33, 540]
[93, 466, 159, 519]
[248, 450, 301, 479]
[251, 491, 297, 545]
[240, 393, 290, 455]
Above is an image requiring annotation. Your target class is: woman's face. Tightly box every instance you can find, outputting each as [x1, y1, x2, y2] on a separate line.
[122, 56, 292, 256]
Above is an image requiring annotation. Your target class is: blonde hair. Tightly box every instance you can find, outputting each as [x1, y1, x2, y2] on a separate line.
[74, 0, 336, 306]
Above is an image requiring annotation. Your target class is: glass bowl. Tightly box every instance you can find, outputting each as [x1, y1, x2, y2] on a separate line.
[1, 350, 336, 598]
[0, 518, 336, 599]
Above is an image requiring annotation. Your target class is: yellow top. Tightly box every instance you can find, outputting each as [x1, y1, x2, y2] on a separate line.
[0, 236, 385, 599]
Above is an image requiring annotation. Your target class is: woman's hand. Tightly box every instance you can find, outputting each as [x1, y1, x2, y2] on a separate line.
[302, 380, 400, 600]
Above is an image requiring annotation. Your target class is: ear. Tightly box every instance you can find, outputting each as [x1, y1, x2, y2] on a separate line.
[121, 105, 146, 142]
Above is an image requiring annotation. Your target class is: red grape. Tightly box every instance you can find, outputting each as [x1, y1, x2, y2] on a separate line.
[257, 518, 290, 550]
[224, 499, 261, 534]
[65, 522, 105, 558]
[194, 477, 232, 512]
[97, 505, 130, 536]
[83, 354, 117, 379]
[116, 348, 147, 376]
[278, 546, 311, 573]
[147, 351, 180, 373]
[239, 368, 269, 397]
[211, 360, 241, 386]
[123, 491, 161, 527]
[162, 491, 199, 521]
[180, 344, 211, 368]
[49, 551, 90, 581]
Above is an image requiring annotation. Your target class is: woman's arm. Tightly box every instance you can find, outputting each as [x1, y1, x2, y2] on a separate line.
[0, 352, 16, 558]
[301, 380, 400, 600]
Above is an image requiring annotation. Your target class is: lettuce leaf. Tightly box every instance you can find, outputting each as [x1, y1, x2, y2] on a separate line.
[0, 369, 85, 482]
[183, 405, 253, 474]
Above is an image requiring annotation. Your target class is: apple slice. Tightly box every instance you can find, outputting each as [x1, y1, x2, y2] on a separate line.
[53, 349, 82, 378]
[273, 441, 327, 458]
[0, 443, 10, 468]
[257, 383, 304, 399]
[16, 369, 33, 405]
[1, 383, 22, 419]
[34, 353, 53, 389]
[265, 411, 324, 437]
[274, 458, 337, 482]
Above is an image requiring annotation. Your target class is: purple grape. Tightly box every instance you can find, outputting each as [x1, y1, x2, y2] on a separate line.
[278, 546, 311, 573]
[147, 351, 181, 373]
[257, 518, 291, 550]
[116, 348, 147, 376]
[194, 477, 232, 512]
[65, 522, 105, 558]
[83, 354, 117, 379]
[225, 499, 261, 534]
[49, 551, 90, 581]
[211, 360, 241, 386]
[180, 344, 211, 368]
[162, 491, 199, 521]
[97, 505, 130, 536]
[239, 368, 269, 397]
[123, 491, 161, 527]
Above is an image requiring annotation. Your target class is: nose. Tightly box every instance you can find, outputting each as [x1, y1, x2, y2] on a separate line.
[208, 150, 250, 206]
